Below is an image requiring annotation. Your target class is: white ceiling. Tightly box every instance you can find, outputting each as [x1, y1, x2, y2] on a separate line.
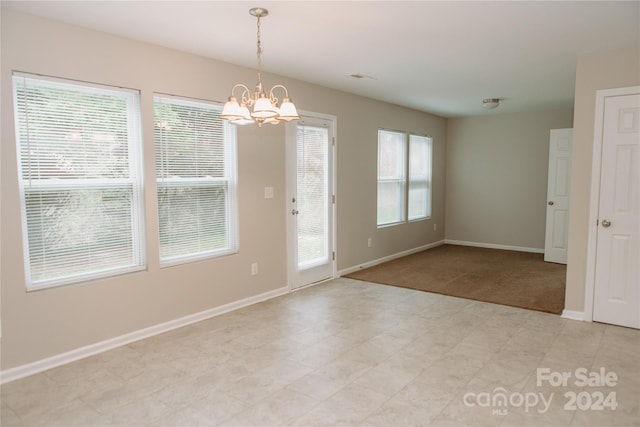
[4, 1, 639, 117]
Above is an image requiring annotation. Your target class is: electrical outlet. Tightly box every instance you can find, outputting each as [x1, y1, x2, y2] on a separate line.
[264, 187, 274, 199]
[433, 224, 437, 231]
[251, 262, 258, 275]
[367, 238, 372, 248]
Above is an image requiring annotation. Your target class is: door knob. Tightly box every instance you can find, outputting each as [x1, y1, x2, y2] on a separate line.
[548, 201, 554, 206]
[291, 209, 299, 215]
[601, 219, 611, 228]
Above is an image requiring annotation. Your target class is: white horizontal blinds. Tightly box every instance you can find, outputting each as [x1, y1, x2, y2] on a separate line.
[296, 124, 329, 268]
[408, 135, 433, 220]
[154, 95, 238, 265]
[377, 129, 406, 225]
[12, 73, 145, 289]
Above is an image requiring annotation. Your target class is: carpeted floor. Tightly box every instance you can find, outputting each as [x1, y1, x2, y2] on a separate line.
[344, 244, 566, 314]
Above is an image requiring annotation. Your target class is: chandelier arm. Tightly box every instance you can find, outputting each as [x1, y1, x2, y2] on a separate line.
[268, 84, 291, 105]
[229, 83, 252, 104]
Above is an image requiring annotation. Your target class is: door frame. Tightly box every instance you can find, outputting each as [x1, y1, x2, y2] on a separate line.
[285, 110, 338, 291]
[583, 85, 640, 321]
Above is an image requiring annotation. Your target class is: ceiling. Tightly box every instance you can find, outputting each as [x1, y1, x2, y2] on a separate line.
[4, 1, 639, 117]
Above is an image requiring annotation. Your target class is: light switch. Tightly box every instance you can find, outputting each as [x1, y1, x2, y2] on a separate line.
[264, 187, 274, 199]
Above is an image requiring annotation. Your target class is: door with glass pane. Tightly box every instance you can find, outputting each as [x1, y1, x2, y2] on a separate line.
[286, 116, 335, 289]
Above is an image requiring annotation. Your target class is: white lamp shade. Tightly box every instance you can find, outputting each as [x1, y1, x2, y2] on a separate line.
[231, 118, 254, 125]
[278, 99, 300, 121]
[251, 96, 279, 118]
[221, 97, 243, 119]
[239, 104, 252, 120]
[229, 104, 253, 125]
[263, 117, 281, 125]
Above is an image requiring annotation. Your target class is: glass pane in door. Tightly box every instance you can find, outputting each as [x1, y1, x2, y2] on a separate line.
[296, 125, 328, 269]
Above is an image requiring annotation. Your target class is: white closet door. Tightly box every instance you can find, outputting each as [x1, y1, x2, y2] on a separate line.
[593, 92, 640, 329]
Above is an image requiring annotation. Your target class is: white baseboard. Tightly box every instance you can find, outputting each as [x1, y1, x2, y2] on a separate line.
[338, 240, 445, 276]
[0, 286, 289, 385]
[561, 310, 587, 322]
[444, 239, 545, 254]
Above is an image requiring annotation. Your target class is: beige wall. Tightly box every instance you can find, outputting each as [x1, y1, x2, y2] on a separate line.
[564, 47, 640, 312]
[0, 9, 446, 370]
[445, 109, 574, 250]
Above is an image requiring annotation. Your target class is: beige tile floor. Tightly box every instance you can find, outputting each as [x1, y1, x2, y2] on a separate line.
[1, 278, 639, 426]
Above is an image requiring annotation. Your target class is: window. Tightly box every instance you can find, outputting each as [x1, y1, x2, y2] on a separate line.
[12, 73, 145, 290]
[377, 130, 406, 226]
[154, 95, 238, 265]
[377, 130, 432, 226]
[408, 134, 432, 221]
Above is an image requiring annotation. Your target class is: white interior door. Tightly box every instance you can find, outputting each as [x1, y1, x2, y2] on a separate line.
[593, 92, 640, 329]
[544, 129, 573, 264]
[286, 116, 335, 289]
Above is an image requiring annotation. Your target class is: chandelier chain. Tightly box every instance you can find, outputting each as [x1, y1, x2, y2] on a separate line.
[256, 15, 263, 87]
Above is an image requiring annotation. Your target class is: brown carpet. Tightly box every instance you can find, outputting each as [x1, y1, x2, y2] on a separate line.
[345, 244, 566, 314]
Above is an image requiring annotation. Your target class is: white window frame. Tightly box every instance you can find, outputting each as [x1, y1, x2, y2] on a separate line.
[12, 72, 145, 290]
[377, 130, 433, 227]
[154, 94, 238, 266]
[408, 134, 433, 221]
[377, 129, 407, 227]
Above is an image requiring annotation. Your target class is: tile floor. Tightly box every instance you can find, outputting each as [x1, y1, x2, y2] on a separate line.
[1, 278, 638, 426]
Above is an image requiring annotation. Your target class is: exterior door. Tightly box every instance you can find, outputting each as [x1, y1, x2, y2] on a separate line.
[286, 116, 335, 289]
[544, 129, 573, 264]
[593, 92, 640, 329]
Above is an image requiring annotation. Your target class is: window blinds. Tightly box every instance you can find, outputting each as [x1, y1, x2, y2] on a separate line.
[12, 73, 145, 289]
[296, 125, 329, 268]
[408, 135, 433, 220]
[377, 129, 407, 226]
[154, 95, 238, 265]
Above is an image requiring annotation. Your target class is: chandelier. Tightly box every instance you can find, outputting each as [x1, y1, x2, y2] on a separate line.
[221, 7, 300, 126]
